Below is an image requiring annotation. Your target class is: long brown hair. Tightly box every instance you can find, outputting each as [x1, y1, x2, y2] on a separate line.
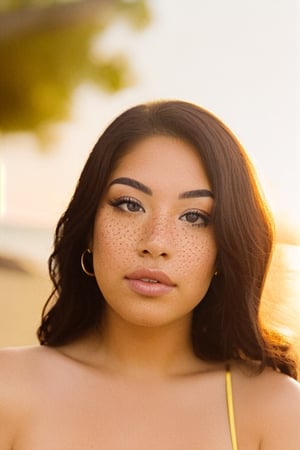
[37, 100, 298, 379]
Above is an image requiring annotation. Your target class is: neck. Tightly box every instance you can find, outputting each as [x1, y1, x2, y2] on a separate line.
[97, 310, 199, 380]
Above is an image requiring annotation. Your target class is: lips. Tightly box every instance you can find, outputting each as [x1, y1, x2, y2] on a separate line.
[126, 269, 175, 286]
[125, 269, 175, 297]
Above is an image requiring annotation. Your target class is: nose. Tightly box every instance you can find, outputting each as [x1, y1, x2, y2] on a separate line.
[137, 215, 173, 259]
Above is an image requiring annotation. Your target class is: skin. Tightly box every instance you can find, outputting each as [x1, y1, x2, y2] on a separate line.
[92, 135, 217, 334]
[0, 135, 299, 450]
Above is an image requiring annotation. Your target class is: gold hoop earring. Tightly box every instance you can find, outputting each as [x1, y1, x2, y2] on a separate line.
[81, 249, 95, 277]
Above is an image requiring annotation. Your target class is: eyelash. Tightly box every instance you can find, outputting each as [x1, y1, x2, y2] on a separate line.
[179, 210, 211, 228]
[109, 197, 211, 227]
[109, 196, 144, 213]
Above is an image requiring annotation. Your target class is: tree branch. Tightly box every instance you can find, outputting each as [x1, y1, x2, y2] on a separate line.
[0, 0, 120, 40]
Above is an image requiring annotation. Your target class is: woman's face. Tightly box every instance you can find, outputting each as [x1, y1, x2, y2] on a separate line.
[91, 135, 217, 328]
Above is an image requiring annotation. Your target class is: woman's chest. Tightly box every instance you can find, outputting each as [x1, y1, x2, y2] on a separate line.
[14, 376, 233, 450]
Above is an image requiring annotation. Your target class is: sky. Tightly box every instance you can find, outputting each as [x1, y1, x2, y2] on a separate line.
[0, 0, 299, 243]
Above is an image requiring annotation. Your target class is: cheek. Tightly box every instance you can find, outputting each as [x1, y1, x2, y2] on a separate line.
[93, 216, 139, 264]
[172, 230, 217, 278]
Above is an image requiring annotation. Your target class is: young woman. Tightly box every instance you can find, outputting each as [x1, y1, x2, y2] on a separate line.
[0, 100, 299, 449]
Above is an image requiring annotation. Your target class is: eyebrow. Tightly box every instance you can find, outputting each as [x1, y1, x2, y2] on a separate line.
[109, 177, 152, 195]
[178, 189, 214, 199]
[109, 177, 214, 199]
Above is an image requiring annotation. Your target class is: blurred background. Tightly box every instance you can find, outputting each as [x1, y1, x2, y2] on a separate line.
[0, 0, 299, 359]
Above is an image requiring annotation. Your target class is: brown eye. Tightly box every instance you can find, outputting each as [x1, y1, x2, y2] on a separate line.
[109, 197, 145, 213]
[126, 200, 143, 212]
[179, 210, 210, 227]
[185, 212, 200, 223]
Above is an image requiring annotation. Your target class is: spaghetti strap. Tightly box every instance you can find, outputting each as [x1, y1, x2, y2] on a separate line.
[225, 364, 238, 450]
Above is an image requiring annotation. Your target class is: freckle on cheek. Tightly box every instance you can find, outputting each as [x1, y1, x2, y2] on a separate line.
[174, 234, 214, 276]
[103, 221, 138, 251]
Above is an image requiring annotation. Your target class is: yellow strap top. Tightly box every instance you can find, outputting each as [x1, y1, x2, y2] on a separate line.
[225, 365, 238, 450]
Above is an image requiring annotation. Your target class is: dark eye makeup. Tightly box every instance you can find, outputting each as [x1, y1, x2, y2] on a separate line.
[109, 197, 144, 213]
[179, 210, 211, 227]
[109, 196, 211, 228]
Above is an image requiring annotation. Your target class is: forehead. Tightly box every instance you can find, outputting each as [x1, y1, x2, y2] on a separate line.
[109, 135, 211, 190]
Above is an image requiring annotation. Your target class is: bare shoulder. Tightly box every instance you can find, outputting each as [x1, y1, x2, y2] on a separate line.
[232, 362, 300, 450]
[0, 344, 70, 390]
[0, 345, 38, 382]
[0, 346, 47, 449]
[0, 345, 52, 377]
[0, 345, 57, 405]
[235, 362, 300, 407]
